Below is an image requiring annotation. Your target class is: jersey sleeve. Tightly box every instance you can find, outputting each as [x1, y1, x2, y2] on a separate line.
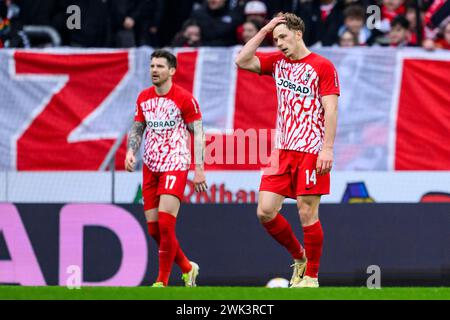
[134, 99, 145, 122]
[256, 52, 279, 76]
[181, 95, 202, 123]
[318, 59, 340, 96]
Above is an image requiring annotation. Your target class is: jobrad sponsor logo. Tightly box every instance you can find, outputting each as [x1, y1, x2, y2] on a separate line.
[276, 77, 310, 95]
[147, 120, 177, 129]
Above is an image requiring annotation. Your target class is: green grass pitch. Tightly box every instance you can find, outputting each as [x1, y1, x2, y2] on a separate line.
[0, 286, 449, 300]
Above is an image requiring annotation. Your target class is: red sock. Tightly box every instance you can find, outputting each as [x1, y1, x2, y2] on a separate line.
[262, 213, 305, 260]
[147, 221, 192, 274]
[156, 212, 178, 285]
[147, 222, 160, 243]
[303, 220, 324, 278]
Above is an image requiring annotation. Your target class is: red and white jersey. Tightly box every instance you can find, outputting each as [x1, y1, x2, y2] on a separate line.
[257, 52, 340, 154]
[134, 83, 201, 172]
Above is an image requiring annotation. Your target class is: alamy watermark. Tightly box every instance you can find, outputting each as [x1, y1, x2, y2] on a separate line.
[366, 5, 382, 30]
[66, 5, 81, 30]
[64, 5, 382, 33]
[187, 128, 281, 174]
[66, 265, 81, 289]
[366, 265, 381, 289]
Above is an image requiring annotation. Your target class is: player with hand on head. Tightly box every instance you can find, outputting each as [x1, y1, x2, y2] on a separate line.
[125, 49, 207, 287]
[235, 12, 340, 288]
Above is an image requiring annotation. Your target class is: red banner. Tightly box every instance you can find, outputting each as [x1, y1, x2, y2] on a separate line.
[3, 49, 450, 171]
[395, 58, 450, 170]
[15, 51, 129, 170]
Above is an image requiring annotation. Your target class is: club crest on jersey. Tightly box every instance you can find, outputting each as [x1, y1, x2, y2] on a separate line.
[147, 120, 177, 129]
[302, 71, 311, 83]
[276, 77, 310, 95]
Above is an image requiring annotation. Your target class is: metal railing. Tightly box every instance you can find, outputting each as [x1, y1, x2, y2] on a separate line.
[23, 25, 62, 47]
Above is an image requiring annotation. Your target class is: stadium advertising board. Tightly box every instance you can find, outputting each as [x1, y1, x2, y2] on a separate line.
[1, 171, 449, 203]
[1, 203, 449, 286]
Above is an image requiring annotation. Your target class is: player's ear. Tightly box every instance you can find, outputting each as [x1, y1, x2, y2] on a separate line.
[295, 30, 303, 41]
[169, 67, 176, 76]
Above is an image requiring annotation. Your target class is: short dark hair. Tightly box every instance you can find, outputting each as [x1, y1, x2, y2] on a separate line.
[181, 18, 199, 31]
[275, 12, 305, 34]
[344, 5, 365, 20]
[391, 15, 410, 30]
[151, 49, 177, 69]
[245, 18, 264, 31]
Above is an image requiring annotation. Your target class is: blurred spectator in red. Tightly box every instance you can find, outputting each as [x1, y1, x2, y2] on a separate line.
[239, 18, 272, 45]
[434, 19, 450, 49]
[0, 0, 29, 48]
[0, 0, 9, 47]
[338, 29, 358, 47]
[171, 19, 202, 47]
[388, 15, 412, 46]
[424, 0, 450, 33]
[241, 19, 260, 44]
[422, 0, 450, 49]
[190, 0, 243, 46]
[423, 18, 450, 50]
[296, 0, 345, 46]
[383, 0, 407, 21]
[236, 0, 272, 45]
[338, 4, 371, 45]
[379, 0, 406, 33]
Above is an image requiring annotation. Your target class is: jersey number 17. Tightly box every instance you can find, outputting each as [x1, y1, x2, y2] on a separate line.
[165, 175, 177, 190]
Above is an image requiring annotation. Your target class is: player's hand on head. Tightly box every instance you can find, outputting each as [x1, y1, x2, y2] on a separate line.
[193, 168, 207, 192]
[317, 148, 333, 175]
[125, 150, 136, 172]
[262, 16, 287, 33]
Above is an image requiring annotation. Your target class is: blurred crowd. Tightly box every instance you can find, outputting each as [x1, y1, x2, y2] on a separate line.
[0, 0, 449, 50]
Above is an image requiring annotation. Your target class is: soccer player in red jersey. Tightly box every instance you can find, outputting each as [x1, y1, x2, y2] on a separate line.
[236, 12, 340, 288]
[125, 49, 207, 287]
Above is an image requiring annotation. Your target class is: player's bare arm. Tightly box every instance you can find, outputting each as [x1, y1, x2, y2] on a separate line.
[187, 119, 207, 192]
[125, 121, 146, 172]
[317, 95, 338, 176]
[235, 16, 286, 73]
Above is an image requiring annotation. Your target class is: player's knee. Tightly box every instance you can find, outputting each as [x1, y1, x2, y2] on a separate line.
[144, 209, 158, 222]
[298, 203, 317, 225]
[256, 203, 277, 223]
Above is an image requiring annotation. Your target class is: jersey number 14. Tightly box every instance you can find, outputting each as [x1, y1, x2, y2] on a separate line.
[305, 169, 317, 185]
